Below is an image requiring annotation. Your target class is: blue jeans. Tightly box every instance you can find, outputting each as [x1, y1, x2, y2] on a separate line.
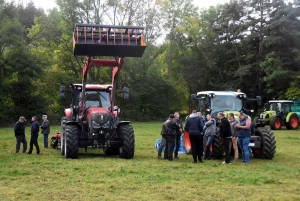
[238, 137, 250, 163]
[43, 133, 49, 148]
[205, 135, 215, 159]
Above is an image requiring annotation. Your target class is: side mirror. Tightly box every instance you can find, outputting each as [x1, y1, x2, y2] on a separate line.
[59, 86, 66, 99]
[123, 87, 129, 100]
[256, 96, 261, 106]
[191, 94, 197, 105]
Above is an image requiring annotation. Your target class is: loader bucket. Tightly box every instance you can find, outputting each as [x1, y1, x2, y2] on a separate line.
[73, 23, 146, 57]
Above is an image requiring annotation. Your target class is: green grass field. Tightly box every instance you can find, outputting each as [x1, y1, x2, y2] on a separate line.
[0, 122, 300, 201]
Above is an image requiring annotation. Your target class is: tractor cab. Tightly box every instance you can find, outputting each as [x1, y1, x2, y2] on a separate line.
[191, 91, 256, 119]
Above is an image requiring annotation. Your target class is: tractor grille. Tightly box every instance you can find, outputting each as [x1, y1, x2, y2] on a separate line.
[91, 113, 110, 128]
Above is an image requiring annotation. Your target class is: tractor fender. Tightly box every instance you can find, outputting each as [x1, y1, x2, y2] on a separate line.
[65, 120, 78, 125]
[286, 112, 298, 122]
[117, 121, 130, 129]
[64, 108, 72, 118]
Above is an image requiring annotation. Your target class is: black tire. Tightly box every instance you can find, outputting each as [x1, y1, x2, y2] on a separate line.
[285, 113, 299, 130]
[270, 117, 281, 130]
[64, 124, 79, 159]
[212, 133, 224, 159]
[253, 127, 276, 159]
[118, 125, 135, 159]
[60, 116, 67, 156]
[104, 147, 119, 156]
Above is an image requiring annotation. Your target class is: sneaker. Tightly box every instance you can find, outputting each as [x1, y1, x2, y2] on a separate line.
[198, 159, 203, 163]
[174, 156, 179, 159]
[157, 156, 162, 159]
[222, 161, 231, 165]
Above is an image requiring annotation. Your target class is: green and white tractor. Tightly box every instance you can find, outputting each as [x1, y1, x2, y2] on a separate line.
[254, 100, 299, 130]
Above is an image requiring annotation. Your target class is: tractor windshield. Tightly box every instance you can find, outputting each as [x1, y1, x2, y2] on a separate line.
[210, 95, 242, 115]
[83, 91, 111, 110]
[269, 102, 281, 111]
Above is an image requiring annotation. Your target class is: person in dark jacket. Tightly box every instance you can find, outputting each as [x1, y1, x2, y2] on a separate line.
[40, 115, 50, 148]
[158, 118, 168, 159]
[28, 116, 40, 155]
[163, 114, 180, 161]
[174, 112, 183, 159]
[14, 116, 27, 153]
[218, 112, 232, 164]
[184, 110, 204, 163]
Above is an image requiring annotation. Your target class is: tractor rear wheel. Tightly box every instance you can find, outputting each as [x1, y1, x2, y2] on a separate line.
[64, 124, 79, 159]
[212, 133, 224, 159]
[286, 113, 299, 130]
[60, 116, 67, 156]
[104, 147, 119, 155]
[270, 117, 281, 130]
[253, 127, 276, 159]
[119, 125, 135, 159]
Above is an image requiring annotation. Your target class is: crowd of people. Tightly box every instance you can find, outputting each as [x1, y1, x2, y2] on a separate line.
[158, 110, 252, 164]
[14, 115, 50, 155]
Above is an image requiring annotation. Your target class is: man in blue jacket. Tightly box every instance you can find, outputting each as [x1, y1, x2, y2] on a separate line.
[28, 116, 40, 155]
[184, 110, 204, 163]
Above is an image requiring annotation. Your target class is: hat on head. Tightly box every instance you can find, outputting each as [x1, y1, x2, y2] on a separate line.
[169, 114, 175, 119]
[19, 116, 26, 121]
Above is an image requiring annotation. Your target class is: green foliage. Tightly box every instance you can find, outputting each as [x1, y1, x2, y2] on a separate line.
[260, 52, 290, 98]
[286, 75, 300, 99]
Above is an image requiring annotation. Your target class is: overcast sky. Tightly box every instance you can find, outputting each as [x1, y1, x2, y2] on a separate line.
[12, 0, 228, 12]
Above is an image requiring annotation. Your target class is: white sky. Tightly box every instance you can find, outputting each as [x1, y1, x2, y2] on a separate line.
[11, 0, 228, 12]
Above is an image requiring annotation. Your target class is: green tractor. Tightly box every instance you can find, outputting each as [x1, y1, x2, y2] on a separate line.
[254, 100, 299, 130]
[184, 91, 276, 159]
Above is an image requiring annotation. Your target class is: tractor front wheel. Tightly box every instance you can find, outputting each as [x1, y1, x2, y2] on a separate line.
[253, 127, 276, 159]
[286, 113, 299, 130]
[212, 133, 224, 159]
[118, 125, 135, 159]
[60, 116, 67, 156]
[270, 117, 281, 130]
[64, 124, 79, 159]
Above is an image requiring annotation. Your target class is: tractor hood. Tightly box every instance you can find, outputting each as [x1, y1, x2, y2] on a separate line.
[86, 107, 110, 130]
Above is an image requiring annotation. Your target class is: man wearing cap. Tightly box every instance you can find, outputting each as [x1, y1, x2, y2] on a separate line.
[28, 116, 40, 155]
[14, 116, 27, 153]
[40, 115, 50, 148]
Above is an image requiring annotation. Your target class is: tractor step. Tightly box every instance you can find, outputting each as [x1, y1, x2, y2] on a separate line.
[73, 24, 146, 57]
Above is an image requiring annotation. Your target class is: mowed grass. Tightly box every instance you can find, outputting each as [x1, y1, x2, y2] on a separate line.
[0, 122, 300, 201]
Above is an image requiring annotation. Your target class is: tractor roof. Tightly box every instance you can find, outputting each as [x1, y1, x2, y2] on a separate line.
[197, 91, 246, 97]
[73, 84, 112, 90]
[269, 100, 294, 103]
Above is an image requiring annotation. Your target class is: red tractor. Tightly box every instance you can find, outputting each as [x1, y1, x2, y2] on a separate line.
[59, 24, 146, 159]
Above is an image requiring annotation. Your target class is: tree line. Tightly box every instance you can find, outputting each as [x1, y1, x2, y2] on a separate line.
[0, 0, 299, 126]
